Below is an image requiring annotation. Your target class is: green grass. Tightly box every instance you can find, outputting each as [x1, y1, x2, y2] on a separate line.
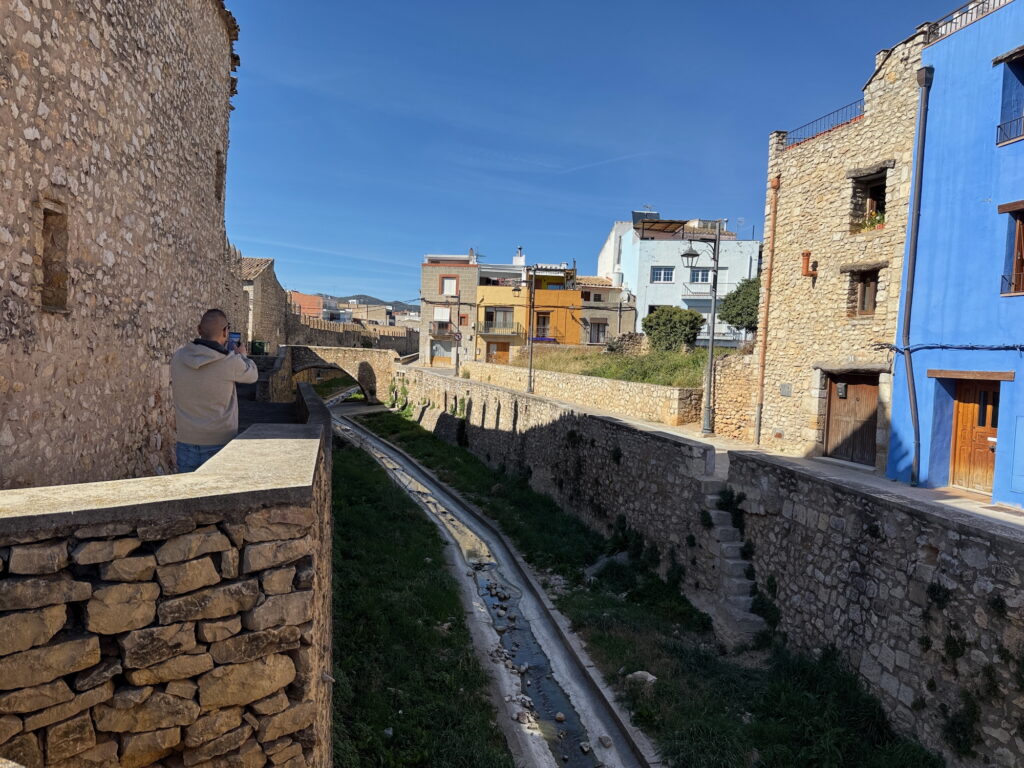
[330, 442, 514, 768]
[357, 411, 942, 768]
[313, 374, 357, 399]
[508, 347, 730, 388]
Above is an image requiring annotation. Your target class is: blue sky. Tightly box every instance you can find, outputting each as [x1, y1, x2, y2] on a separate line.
[225, 0, 950, 302]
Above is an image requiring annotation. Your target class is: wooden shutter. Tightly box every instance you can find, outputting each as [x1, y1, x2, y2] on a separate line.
[1014, 216, 1024, 292]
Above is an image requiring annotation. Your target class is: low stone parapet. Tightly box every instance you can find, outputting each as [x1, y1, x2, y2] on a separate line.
[0, 419, 331, 768]
[460, 361, 701, 426]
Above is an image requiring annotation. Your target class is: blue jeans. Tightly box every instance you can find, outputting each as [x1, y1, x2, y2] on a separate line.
[176, 442, 224, 473]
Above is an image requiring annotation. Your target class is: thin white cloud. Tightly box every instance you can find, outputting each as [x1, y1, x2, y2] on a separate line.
[232, 236, 417, 270]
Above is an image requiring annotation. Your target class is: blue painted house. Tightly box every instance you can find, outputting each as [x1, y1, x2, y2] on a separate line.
[887, 0, 1024, 507]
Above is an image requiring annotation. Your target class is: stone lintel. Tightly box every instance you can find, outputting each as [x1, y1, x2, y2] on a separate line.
[838, 260, 889, 274]
[845, 160, 896, 179]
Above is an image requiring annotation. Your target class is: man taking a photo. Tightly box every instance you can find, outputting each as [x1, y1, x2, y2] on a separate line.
[171, 308, 259, 472]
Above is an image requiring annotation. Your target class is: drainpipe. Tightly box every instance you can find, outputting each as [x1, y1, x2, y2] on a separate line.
[754, 175, 781, 444]
[903, 66, 934, 486]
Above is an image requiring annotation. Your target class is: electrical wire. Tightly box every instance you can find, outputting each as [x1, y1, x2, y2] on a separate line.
[873, 342, 1024, 354]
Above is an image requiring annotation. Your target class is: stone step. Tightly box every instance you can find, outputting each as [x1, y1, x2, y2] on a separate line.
[722, 605, 768, 636]
[718, 542, 744, 559]
[700, 478, 726, 495]
[713, 526, 740, 543]
[707, 509, 732, 527]
[721, 558, 751, 579]
[727, 595, 754, 612]
[721, 577, 753, 597]
[704, 494, 724, 509]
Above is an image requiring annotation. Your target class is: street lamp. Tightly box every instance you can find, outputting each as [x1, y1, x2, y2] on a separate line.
[678, 219, 724, 435]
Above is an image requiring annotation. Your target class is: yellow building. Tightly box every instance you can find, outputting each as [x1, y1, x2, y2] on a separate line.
[474, 267, 584, 362]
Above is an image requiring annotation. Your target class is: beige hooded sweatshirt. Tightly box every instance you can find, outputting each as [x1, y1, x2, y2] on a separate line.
[170, 341, 259, 446]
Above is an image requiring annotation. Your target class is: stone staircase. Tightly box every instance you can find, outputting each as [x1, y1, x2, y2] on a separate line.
[693, 477, 768, 648]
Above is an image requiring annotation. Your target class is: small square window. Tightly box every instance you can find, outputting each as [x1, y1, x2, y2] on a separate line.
[650, 266, 675, 283]
[592, 293, 603, 302]
[459, 314, 468, 326]
[848, 270, 879, 315]
[440, 277, 457, 296]
[581, 291, 591, 301]
[690, 268, 710, 283]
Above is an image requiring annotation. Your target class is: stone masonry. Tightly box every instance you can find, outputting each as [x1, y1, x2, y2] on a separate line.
[0, 399, 332, 768]
[401, 369, 1024, 765]
[0, 0, 243, 489]
[461, 360, 701, 426]
[240, 257, 287, 355]
[712, 352, 757, 442]
[748, 28, 926, 468]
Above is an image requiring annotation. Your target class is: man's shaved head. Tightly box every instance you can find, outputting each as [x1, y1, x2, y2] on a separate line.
[198, 309, 228, 340]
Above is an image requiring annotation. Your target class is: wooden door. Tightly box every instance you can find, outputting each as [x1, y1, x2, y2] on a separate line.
[825, 374, 879, 466]
[486, 342, 509, 364]
[951, 380, 999, 493]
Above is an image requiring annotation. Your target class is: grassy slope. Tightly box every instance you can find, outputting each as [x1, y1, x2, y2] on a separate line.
[507, 347, 730, 388]
[330, 442, 514, 768]
[313, 374, 357, 400]
[358, 411, 942, 768]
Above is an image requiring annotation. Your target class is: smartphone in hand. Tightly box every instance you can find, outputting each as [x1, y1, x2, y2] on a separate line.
[227, 332, 242, 353]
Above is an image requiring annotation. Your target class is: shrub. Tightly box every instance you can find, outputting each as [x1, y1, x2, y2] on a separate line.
[641, 306, 705, 351]
[717, 277, 760, 333]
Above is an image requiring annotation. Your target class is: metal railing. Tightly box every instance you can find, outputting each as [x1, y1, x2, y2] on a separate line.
[997, 116, 1024, 144]
[430, 321, 456, 336]
[926, 0, 1013, 43]
[1001, 272, 1024, 294]
[784, 99, 864, 148]
[479, 321, 523, 336]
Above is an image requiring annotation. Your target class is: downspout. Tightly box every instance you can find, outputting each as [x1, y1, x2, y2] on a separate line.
[903, 65, 934, 485]
[754, 175, 781, 444]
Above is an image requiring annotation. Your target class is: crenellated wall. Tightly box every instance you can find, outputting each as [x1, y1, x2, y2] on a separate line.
[0, 393, 332, 768]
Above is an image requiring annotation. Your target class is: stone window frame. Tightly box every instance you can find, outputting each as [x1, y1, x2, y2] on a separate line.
[840, 261, 887, 318]
[847, 160, 894, 232]
[33, 196, 71, 315]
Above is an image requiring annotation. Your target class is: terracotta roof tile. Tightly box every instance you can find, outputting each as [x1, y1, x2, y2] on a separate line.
[239, 257, 273, 281]
[576, 276, 612, 287]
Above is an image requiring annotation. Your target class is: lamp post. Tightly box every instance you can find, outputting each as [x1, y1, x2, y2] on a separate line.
[681, 219, 724, 435]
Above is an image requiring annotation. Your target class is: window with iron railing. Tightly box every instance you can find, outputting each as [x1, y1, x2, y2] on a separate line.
[998, 59, 1024, 145]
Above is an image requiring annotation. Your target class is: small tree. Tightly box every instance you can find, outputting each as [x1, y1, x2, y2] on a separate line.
[717, 277, 760, 334]
[641, 306, 704, 351]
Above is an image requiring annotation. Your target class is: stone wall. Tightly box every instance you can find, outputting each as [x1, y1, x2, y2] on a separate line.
[246, 263, 287, 355]
[0, 1, 243, 489]
[0, 411, 332, 768]
[265, 346, 398, 404]
[400, 369, 1024, 765]
[729, 451, 1024, 768]
[742, 31, 924, 467]
[461, 361, 702, 426]
[712, 353, 757, 442]
[284, 315, 417, 356]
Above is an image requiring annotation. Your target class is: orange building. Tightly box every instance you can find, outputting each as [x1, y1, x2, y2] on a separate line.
[288, 290, 323, 319]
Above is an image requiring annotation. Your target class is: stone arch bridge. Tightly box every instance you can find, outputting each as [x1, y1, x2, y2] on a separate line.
[288, 345, 401, 403]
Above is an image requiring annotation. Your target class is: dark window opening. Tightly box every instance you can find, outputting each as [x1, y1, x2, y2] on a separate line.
[851, 171, 887, 230]
[1003, 212, 1024, 293]
[998, 60, 1024, 143]
[849, 270, 879, 316]
[593, 293, 603, 302]
[589, 321, 607, 344]
[41, 208, 69, 312]
[534, 312, 551, 338]
[581, 291, 591, 301]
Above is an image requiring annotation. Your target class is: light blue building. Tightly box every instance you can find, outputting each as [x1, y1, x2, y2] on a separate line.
[887, 0, 1024, 508]
[596, 212, 760, 347]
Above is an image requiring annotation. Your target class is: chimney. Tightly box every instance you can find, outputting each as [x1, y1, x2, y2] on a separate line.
[468, 248, 476, 264]
[513, 246, 525, 267]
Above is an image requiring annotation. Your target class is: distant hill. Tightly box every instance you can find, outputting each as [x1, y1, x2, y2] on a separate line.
[321, 294, 419, 313]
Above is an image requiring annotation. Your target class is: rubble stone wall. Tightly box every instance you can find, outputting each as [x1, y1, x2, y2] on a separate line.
[460, 361, 702, 426]
[245, 269, 288, 355]
[741, 32, 925, 468]
[729, 451, 1024, 768]
[283, 315, 417, 356]
[0, 420, 331, 768]
[0, 0, 242, 489]
[712, 353, 757, 442]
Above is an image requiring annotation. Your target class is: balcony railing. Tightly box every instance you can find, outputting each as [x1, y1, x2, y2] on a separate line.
[430, 321, 456, 337]
[784, 99, 864, 148]
[1001, 272, 1024, 294]
[479, 321, 523, 336]
[925, 0, 1012, 44]
[997, 116, 1024, 144]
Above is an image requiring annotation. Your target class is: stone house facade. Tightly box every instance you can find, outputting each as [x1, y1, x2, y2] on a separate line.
[750, 27, 927, 469]
[418, 252, 479, 367]
[576, 276, 636, 345]
[0, 0, 242, 489]
[240, 257, 287, 354]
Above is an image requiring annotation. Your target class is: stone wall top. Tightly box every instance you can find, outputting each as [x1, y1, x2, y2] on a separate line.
[0, 424, 324, 538]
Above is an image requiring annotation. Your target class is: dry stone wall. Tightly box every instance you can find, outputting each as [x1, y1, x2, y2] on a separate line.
[461, 361, 701, 426]
[0, 0, 243, 489]
[401, 370, 1024, 765]
[712, 353, 757, 442]
[0, 417, 331, 768]
[729, 451, 1024, 767]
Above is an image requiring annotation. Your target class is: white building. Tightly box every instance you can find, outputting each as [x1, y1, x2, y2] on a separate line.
[597, 212, 760, 347]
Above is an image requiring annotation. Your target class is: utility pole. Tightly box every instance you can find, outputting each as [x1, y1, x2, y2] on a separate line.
[526, 266, 536, 394]
[453, 287, 461, 375]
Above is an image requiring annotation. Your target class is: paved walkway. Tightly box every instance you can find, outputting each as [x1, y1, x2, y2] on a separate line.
[237, 382, 298, 431]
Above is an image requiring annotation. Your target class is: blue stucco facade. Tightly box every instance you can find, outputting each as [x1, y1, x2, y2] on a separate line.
[887, 0, 1024, 508]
